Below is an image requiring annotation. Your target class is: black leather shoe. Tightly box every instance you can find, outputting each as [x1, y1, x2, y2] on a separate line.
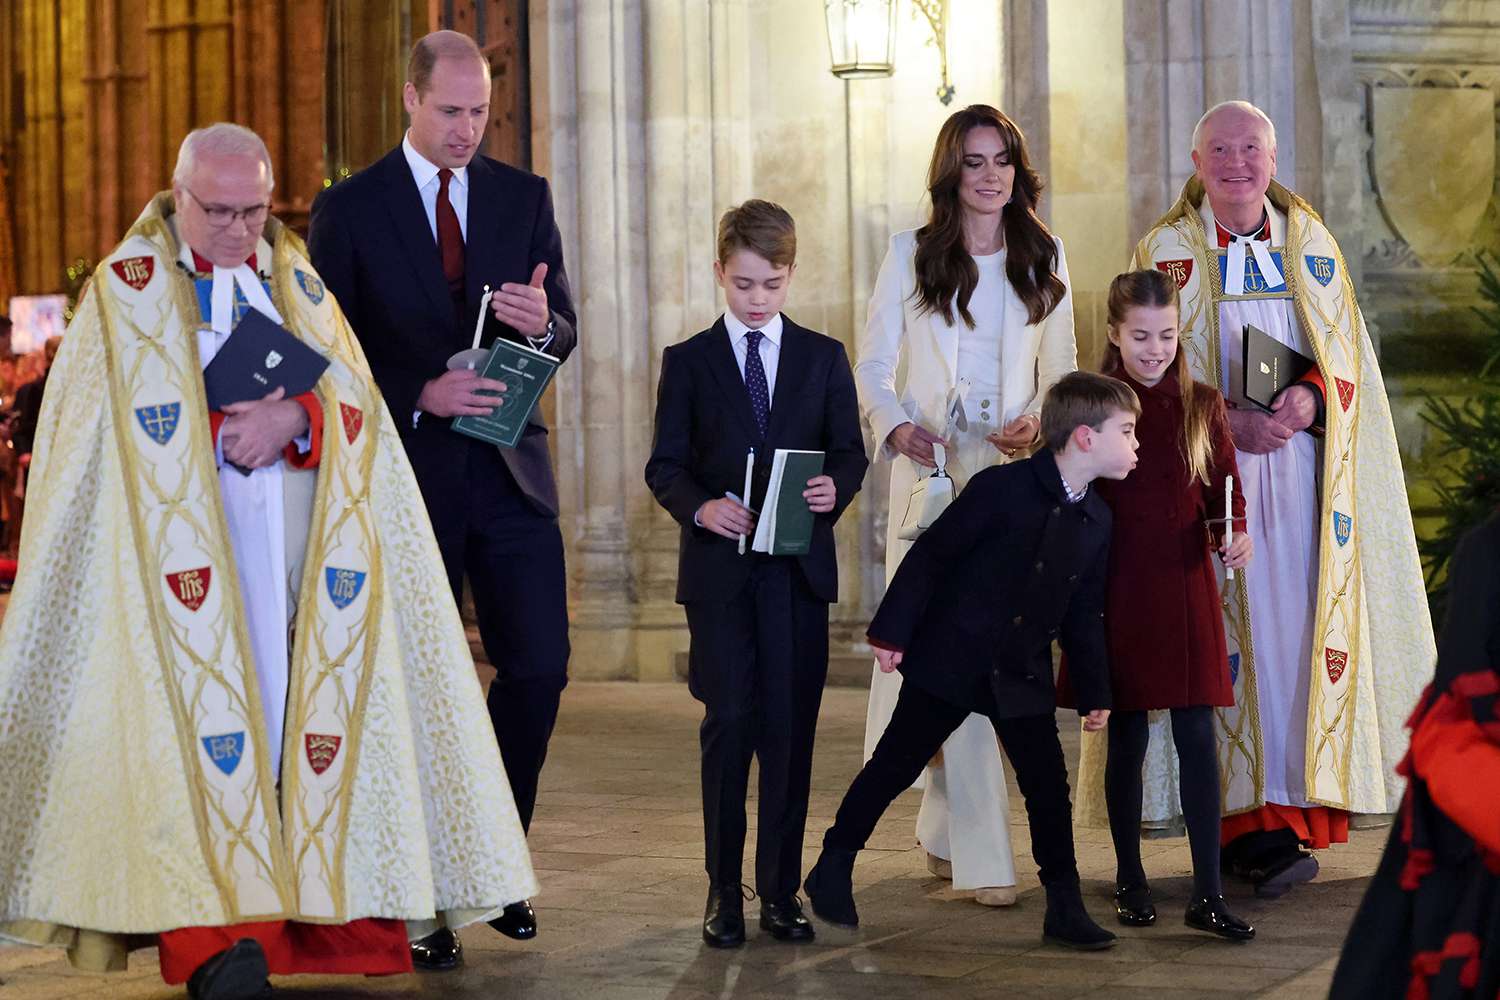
[1042, 882, 1117, 950]
[410, 926, 463, 971]
[1253, 851, 1318, 899]
[1113, 882, 1157, 927]
[703, 883, 748, 948]
[760, 896, 815, 942]
[1185, 894, 1255, 941]
[488, 899, 537, 940]
[803, 847, 859, 928]
[187, 938, 271, 1000]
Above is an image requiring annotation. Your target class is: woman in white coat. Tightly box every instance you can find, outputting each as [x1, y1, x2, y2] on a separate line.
[855, 105, 1077, 906]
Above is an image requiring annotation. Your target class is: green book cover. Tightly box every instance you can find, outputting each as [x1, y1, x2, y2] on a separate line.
[451, 338, 560, 449]
[757, 449, 824, 556]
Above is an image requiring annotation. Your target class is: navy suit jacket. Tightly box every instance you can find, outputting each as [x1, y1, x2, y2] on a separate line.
[867, 450, 1113, 718]
[308, 146, 577, 520]
[644, 316, 869, 605]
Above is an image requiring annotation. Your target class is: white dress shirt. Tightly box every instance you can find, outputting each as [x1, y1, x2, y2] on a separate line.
[724, 310, 783, 397]
[402, 132, 468, 242]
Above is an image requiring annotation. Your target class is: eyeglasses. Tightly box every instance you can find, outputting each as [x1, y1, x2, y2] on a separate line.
[183, 188, 271, 228]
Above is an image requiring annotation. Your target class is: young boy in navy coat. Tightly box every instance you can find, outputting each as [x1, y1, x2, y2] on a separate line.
[804, 371, 1139, 950]
[645, 200, 869, 947]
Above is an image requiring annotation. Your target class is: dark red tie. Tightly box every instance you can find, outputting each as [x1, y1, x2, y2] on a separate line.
[436, 168, 465, 300]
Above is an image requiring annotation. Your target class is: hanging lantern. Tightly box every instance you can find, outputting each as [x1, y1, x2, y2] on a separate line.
[825, 0, 897, 80]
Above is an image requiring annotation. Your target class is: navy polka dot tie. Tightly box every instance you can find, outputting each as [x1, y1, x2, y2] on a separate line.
[744, 329, 770, 438]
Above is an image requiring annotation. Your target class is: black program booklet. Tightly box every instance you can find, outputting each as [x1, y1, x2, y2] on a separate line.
[203, 309, 330, 410]
[1242, 323, 1315, 412]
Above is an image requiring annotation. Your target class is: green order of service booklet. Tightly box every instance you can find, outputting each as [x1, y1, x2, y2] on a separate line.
[452, 338, 560, 449]
[750, 449, 825, 556]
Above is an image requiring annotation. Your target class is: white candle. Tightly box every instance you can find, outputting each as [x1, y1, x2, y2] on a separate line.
[470, 284, 493, 354]
[1224, 475, 1235, 581]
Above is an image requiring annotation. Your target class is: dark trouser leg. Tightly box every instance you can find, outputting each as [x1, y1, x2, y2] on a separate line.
[751, 563, 829, 901]
[992, 712, 1079, 888]
[464, 448, 571, 835]
[1104, 710, 1150, 887]
[825, 682, 969, 852]
[685, 592, 760, 889]
[1169, 706, 1224, 897]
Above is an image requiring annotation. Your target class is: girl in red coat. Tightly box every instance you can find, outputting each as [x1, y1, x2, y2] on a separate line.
[1097, 270, 1254, 940]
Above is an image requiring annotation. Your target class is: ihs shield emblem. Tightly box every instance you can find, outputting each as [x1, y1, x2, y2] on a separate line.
[110, 255, 155, 291]
[1325, 648, 1349, 684]
[305, 733, 343, 775]
[324, 567, 367, 610]
[295, 268, 325, 305]
[1305, 255, 1336, 288]
[200, 732, 246, 776]
[1155, 259, 1193, 289]
[134, 402, 182, 445]
[1333, 512, 1352, 547]
[339, 402, 363, 444]
[165, 567, 213, 612]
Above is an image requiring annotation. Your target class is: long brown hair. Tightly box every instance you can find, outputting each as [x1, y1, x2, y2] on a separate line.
[913, 105, 1065, 328]
[1100, 270, 1215, 485]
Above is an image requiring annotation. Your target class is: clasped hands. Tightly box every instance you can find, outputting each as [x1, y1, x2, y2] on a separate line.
[696, 476, 838, 540]
[220, 387, 308, 469]
[887, 413, 1039, 468]
[1226, 383, 1318, 455]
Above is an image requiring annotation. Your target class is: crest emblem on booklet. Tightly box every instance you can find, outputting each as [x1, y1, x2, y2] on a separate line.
[265, 350, 283, 369]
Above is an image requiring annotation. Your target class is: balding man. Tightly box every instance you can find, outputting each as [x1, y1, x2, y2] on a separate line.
[309, 30, 577, 970]
[1125, 101, 1434, 899]
[0, 123, 535, 1000]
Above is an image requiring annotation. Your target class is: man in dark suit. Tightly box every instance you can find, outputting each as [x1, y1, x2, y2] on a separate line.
[308, 29, 573, 970]
[802, 372, 1142, 952]
[645, 200, 868, 947]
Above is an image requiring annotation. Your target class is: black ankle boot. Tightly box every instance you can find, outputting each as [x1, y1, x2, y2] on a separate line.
[803, 847, 859, 927]
[1113, 881, 1157, 927]
[1042, 882, 1117, 950]
[1185, 894, 1255, 941]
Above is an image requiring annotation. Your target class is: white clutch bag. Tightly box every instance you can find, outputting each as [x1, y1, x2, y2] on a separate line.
[897, 443, 953, 541]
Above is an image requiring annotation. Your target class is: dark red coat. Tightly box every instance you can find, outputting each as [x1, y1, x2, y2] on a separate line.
[1060, 372, 1243, 711]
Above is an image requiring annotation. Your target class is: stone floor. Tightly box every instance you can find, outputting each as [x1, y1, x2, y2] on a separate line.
[0, 681, 1382, 999]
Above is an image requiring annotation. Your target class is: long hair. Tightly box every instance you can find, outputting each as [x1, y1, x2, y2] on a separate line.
[1099, 270, 1215, 486]
[913, 105, 1065, 328]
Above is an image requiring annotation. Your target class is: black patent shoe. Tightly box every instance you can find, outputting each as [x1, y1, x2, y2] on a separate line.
[488, 899, 537, 940]
[803, 847, 859, 928]
[1113, 883, 1157, 927]
[1041, 882, 1117, 950]
[760, 896, 815, 942]
[1185, 894, 1255, 941]
[703, 883, 750, 948]
[410, 926, 464, 971]
[187, 938, 272, 1000]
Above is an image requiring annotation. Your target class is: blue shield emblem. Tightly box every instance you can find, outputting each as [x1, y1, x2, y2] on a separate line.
[1334, 512, 1352, 547]
[325, 567, 367, 610]
[295, 268, 325, 305]
[1305, 255, 1336, 288]
[135, 402, 182, 445]
[1228, 653, 1241, 685]
[201, 731, 246, 776]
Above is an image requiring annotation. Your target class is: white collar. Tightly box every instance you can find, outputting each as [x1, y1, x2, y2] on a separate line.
[1198, 194, 1286, 247]
[169, 217, 272, 278]
[724, 310, 784, 348]
[402, 132, 468, 192]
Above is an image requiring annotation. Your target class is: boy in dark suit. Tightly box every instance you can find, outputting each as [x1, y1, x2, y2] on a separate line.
[645, 200, 868, 948]
[804, 372, 1140, 950]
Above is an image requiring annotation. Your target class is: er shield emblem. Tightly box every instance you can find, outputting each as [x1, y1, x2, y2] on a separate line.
[201, 731, 246, 776]
[165, 567, 212, 611]
[305, 733, 342, 775]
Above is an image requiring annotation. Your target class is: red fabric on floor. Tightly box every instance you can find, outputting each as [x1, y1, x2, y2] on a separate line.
[157, 918, 412, 984]
[1221, 802, 1350, 849]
